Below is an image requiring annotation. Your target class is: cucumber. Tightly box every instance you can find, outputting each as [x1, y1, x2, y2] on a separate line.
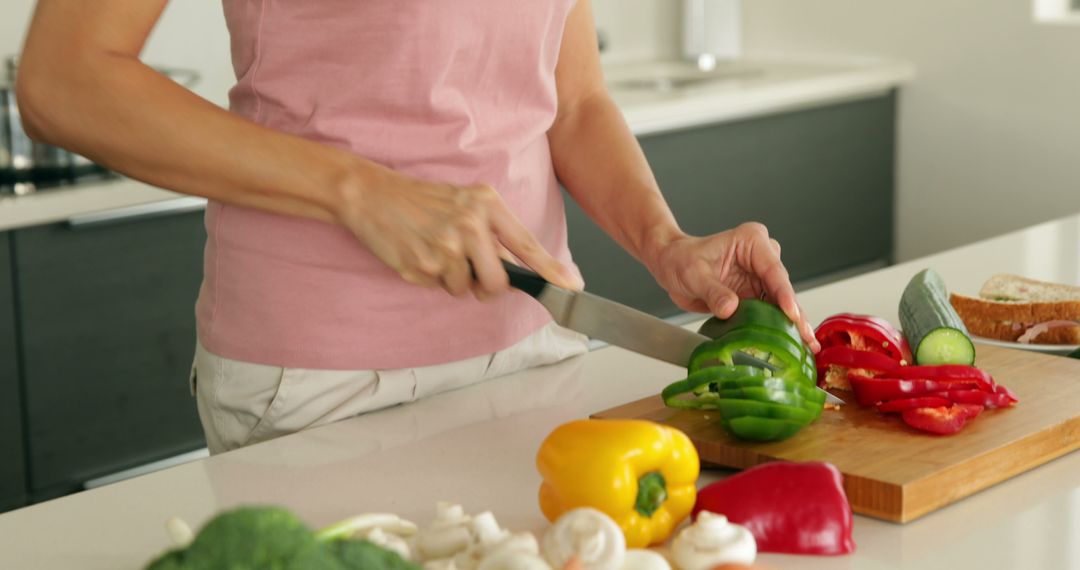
[899, 269, 976, 365]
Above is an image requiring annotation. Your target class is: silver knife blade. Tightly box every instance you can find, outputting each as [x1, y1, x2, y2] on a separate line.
[537, 285, 707, 367]
[535, 285, 844, 405]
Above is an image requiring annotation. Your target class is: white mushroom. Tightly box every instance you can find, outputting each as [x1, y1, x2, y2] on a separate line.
[542, 508, 626, 570]
[417, 502, 474, 560]
[670, 512, 756, 570]
[470, 512, 511, 549]
[621, 549, 671, 570]
[423, 558, 462, 570]
[165, 517, 194, 548]
[485, 532, 540, 559]
[316, 512, 418, 541]
[363, 526, 414, 561]
[477, 550, 553, 570]
[451, 509, 531, 565]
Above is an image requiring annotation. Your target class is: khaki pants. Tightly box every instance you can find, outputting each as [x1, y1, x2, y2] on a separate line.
[190, 323, 589, 454]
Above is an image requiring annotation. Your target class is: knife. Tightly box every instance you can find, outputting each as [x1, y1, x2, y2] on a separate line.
[500, 261, 843, 405]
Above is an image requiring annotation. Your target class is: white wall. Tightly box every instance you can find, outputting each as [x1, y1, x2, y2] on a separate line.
[742, 1, 1080, 261]
[1, 0, 234, 106]
[0, 0, 678, 100]
[592, 0, 680, 63]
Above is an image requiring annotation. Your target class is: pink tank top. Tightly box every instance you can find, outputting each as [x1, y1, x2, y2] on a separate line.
[197, 0, 579, 369]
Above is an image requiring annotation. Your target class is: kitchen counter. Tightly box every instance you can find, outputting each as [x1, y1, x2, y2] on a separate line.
[1, 211, 1078, 568]
[0, 56, 912, 233]
[608, 56, 914, 136]
[0, 177, 199, 232]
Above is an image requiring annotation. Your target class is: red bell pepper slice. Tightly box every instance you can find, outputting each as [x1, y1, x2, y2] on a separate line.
[814, 346, 902, 389]
[693, 461, 855, 555]
[815, 313, 913, 364]
[876, 396, 952, 413]
[932, 389, 1017, 409]
[848, 373, 982, 407]
[886, 365, 996, 392]
[994, 384, 1020, 403]
[957, 403, 985, 419]
[901, 405, 968, 435]
[815, 346, 902, 372]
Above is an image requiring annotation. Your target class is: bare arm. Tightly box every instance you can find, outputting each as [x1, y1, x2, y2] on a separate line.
[18, 0, 580, 296]
[548, 0, 818, 349]
[18, 0, 363, 223]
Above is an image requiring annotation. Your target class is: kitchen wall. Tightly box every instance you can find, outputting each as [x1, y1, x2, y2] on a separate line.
[741, 1, 1080, 261]
[0, 0, 670, 102]
[592, 0, 680, 63]
[1, 0, 234, 106]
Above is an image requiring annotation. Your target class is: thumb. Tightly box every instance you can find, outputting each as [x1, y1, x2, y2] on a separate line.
[706, 285, 740, 319]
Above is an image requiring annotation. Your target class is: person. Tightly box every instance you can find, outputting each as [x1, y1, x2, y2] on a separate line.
[17, 0, 819, 454]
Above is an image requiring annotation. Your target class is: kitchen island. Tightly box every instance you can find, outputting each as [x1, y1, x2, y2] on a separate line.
[1, 214, 1078, 568]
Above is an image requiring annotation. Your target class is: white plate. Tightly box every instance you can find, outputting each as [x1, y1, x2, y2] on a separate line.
[972, 336, 1079, 355]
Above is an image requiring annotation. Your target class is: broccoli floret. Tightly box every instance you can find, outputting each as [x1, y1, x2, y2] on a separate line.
[145, 506, 421, 570]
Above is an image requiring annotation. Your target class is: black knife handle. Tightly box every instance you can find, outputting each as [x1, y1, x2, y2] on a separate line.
[468, 260, 550, 298]
[501, 260, 548, 298]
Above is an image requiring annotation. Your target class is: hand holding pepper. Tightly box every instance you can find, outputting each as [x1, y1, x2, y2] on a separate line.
[644, 224, 819, 352]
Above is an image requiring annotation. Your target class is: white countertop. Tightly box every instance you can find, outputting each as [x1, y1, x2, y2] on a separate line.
[1, 210, 1078, 568]
[0, 56, 912, 233]
[608, 57, 914, 136]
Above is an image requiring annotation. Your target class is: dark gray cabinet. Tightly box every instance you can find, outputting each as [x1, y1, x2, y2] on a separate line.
[0, 232, 27, 511]
[565, 93, 896, 317]
[12, 211, 206, 499]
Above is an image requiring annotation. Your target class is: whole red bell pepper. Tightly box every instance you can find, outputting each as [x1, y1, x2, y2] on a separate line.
[815, 314, 913, 364]
[693, 461, 855, 556]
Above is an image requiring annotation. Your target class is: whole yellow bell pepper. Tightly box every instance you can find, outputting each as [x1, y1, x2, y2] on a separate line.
[536, 418, 700, 548]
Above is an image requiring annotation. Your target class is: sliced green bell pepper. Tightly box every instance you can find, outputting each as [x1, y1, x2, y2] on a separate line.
[663, 300, 822, 442]
[715, 387, 823, 418]
[713, 376, 825, 406]
[661, 365, 768, 409]
[716, 399, 815, 424]
[689, 329, 814, 383]
[698, 299, 817, 384]
[698, 299, 801, 344]
[721, 416, 806, 442]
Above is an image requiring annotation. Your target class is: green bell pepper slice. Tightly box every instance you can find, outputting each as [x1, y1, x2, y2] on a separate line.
[689, 328, 814, 384]
[721, 416, 806, 442]
[713, 376, 825, 406]
[716, 398, 815, 424]
[715, 387, 823, 417]
[661, 365, 767, 409]
[698, 299, 817, 384]
[698, 299, 802, 343]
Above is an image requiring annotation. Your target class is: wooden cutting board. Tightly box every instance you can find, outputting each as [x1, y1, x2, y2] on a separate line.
[593, 344, 1080, 523]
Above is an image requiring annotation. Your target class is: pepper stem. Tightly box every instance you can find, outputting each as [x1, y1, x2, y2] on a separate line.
[634, 471, 668, 518]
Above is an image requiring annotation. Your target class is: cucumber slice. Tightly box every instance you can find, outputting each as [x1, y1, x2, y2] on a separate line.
[915, 328, 976, 365]
[899, 269, 976, 365]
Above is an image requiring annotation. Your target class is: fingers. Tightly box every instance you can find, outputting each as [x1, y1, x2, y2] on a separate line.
[487, 196, 583, 291]
[370, 183, 573, 300]
[465, 228, 510, 299]
[738, 223, 819, 351]
[705, 284, 740, 319]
